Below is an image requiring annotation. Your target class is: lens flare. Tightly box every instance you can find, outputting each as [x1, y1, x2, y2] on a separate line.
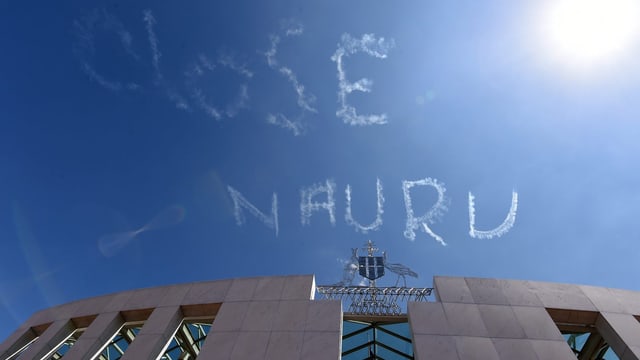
[544, 0, 640, 67]
[97, 205, 186, 258]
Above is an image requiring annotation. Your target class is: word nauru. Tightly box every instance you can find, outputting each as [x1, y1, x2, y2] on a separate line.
[228, 177, 519, 246]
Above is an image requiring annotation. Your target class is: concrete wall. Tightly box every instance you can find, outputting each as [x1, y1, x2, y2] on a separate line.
[0, 275, 342, 360]
[409, 276, 640, 360]
[4, 275, 640, 359]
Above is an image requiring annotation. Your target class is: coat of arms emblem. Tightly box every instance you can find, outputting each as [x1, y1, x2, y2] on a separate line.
[358, 255, 385, 280]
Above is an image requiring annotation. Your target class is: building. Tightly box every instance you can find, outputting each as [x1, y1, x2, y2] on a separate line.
[1, 274, 639, 359]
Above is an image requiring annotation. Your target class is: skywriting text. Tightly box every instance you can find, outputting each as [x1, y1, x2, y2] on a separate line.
[227, 177, 519, 245]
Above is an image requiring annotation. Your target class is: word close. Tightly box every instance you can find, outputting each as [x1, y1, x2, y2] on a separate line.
[74, 9, 396, 135]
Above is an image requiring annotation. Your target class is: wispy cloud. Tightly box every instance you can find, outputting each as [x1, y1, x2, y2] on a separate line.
[265, 35, 281, 68]
[264, 29, 316, 112]
[74, 9, 192, 109]
[331, 33, 394, 126]
[82, 62, 139, 92]
[285, 27, 303, 36]
[423, 223, 447, 246]
[278, 66, 317, 113]
[468, 191, 518, 239]
[185, 55, 214, 79]
[140, 10, 192, 111]
[266, 113, 305, 136]
[185, 54, 252, 120]
[106, 12, 139, 60]
[225, 84, 249, 118]
[81, 62, 122, 91]
[199, 54, 216, 71]
[143, 9, 162, 81]
[74, 8, 139, 60]
[402, 178, 448, 245]
[300, 179, 337, 226]
[227, 186, 279, 237]
[167, 89, 191, 111]
[192, 88, 221, 120]
[218, 53, 253, 78]
[186, 56, 219, 118]
[334, 257, 359, 286]
[263, 23, 317, 135]
[186, 58, 222, 119]
[72, 15, 95, 55]
[345, 178, 384, 233]
[282, 19, 304, 37]
[73, 9, 140, 92]
[265, 22, 304, 67]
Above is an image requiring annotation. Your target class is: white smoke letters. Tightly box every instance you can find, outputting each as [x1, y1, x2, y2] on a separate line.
[331, 34, 394, 126]
[402, 178, 447, 243]
[468, 191, 518, 239]
[75, 9, 396, 131]
[74, 10, 521, 244]
[300, 179, 337, 226]
[229, 178, 518, 244]
[227, 185, 279, 237]
[345, 178, 384, 234]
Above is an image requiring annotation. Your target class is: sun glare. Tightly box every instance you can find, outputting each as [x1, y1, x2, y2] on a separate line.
[544, 0, 640, 67]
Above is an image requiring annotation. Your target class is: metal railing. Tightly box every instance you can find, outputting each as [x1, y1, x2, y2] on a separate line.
[316, 286, 433, 316]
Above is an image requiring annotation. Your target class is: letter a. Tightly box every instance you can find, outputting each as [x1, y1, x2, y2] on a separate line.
[300, 179, 337, 226]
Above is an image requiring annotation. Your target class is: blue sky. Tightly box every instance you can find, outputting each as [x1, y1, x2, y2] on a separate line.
[3, 0, 640, 339]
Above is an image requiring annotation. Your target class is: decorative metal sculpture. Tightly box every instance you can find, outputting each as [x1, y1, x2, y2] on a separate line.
[318, 240, 433, 316]
[383, 251, 418, 287]
[358, 240, 385, 285]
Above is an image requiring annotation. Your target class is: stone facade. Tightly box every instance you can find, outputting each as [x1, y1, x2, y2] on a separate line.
[411, 276, 640, 359]
[2, 275, 640, 359]
[0, 275, 341, 360]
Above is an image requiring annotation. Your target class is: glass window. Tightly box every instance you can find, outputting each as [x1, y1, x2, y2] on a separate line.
[342, 319, 413, 359]
[6, 337, 39, 360]
[44, 329, 86, 359]
[92, 324, 143, 360]
[548, 309, 620, 360]
[159, 319, 214, 360]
